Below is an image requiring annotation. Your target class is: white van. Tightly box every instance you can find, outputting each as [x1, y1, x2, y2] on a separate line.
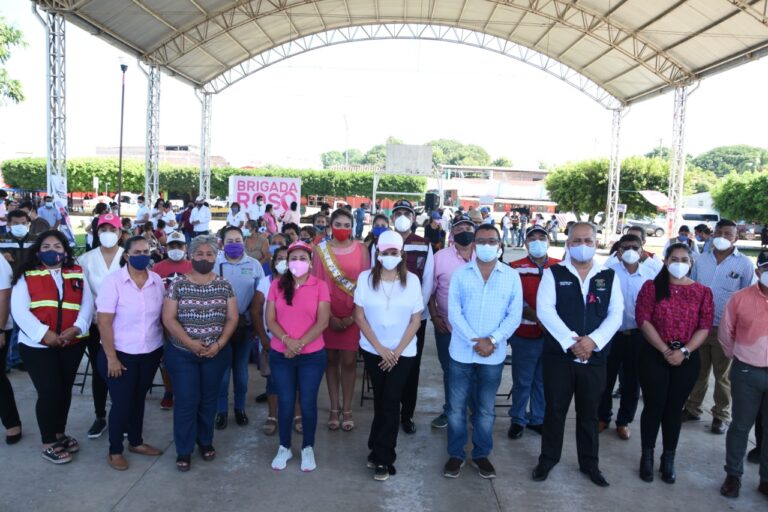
[681, 208, 720, 229]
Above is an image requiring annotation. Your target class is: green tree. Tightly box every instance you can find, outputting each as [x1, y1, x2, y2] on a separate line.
[491, 157, 513, 167]
[321, 150, 345, 168]
[427, 139, 491, 167]
[711, 171, 768, 222]
[362, 145, 386, 166]
[692, 145, 768, 177]
[0, 17, 25, 104]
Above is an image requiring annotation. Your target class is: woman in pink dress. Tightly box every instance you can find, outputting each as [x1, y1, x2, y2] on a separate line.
[312, 208, 369, 431]
[264, 204, 278, 235]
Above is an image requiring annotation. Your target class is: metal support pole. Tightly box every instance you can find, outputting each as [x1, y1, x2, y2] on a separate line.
[668, 85, 688, 235]
[143, 64, 161, 204]
[603, 107, 624, 247]
[116, 62, 128, 216]
[199, 91, 212, 200]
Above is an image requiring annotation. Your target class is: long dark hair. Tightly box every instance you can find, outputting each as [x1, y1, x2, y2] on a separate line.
[654, 242, 691, 302]
[330, 207, 353, 226]
[278, 248, 310, 306]
[370, 249, 408, 290]
[12, 229, 76, 284]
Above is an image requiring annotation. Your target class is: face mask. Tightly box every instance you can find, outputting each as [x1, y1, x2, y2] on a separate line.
[475, 244, 499, 262]
[257, 201, 263, 206]
[569, 244, 596, 262]
[275, 260, 288, 275]
[621, 249, 640, 265]
[300, 237, 311, 244]
[242, 228, 251, 238]
[196, 204, 203, 209]
[394, 215, 412, 233]
[10, 224, 29, 238]
[527, 240, 548, 259]
[314, 224, 326, 232]
[333, 228, 352, 241]
[668, 262, 690, 279]
[98, 231, 119, 248]
[223, 242, 244, 259]
[269, 244, 280, 255]
[289, 260, 309, 277]
[128, 254, 151, 271]
[453, 231, 475, 247]
[168, 249, 186, 262]
[138, 202, 144, 207]
[378, 255, 402, 270]
[45, 202, 53, 208]
[192, 258, 215, 274]
[39, 250, 64, 267]
[258, 227, 268, 234]
[712, 237, 732, 251]
[695, 235, 703, 242]
[231, 207, 239, 214]
[372, 226, 388, 238]
[760, 272, 768, 288]
[677, 235, 688, 242]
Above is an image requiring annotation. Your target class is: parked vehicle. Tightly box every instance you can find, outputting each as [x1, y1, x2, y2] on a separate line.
[621, 217, 666, 237]
[736, 221, 764, 240]
[681, 208, 720, 229]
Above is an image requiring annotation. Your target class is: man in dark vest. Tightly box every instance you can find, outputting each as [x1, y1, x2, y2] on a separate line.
[531, 222, 624, 487]
[391, 199, 434, 434]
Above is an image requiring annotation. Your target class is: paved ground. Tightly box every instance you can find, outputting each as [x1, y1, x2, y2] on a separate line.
[1, 247, 764, 512]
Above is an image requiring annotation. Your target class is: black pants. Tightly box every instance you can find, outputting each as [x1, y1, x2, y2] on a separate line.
[84, 324, 109, 419]
[400, 320, 426, 421]
[97, 347, 163, 454]
[20, 342, 87, 444]
[598, 330, 642, 426]
[757, 405, 764, 451]
[539, 355, 606, 471]
[0, 330, 21, 429]
[363, 350, 414, 466]
[638, 341, 700, 450]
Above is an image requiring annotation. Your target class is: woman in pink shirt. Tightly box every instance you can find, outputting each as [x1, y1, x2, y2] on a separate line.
[96, 236, 166, 471]
[264, 204, 278, 235]
[266, 241, 330, 472]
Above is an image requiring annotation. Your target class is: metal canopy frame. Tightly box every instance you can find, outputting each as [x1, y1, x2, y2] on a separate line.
[603, 107, 625, 247]
[140, 63, 161, 204]
[197, 91, 213, 200]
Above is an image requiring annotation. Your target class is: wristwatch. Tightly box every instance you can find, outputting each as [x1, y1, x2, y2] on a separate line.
[679, 346, 690, 360]
[488, 335, 498, 346]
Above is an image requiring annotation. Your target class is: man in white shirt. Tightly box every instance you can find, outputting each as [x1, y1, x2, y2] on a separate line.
[247, 195, 267, 223]
[189, 196, 212, 235]
[134, 196, 150, 227]
[532, 222, 623, 488]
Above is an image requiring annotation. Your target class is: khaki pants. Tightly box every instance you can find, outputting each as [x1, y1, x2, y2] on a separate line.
[685, 327, 732, 422]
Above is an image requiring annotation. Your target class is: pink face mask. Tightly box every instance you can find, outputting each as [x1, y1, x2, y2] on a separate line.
[289, 260, 309, 277]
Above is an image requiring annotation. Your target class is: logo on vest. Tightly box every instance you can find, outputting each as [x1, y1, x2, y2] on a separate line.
[558, 281, 573, 286]
[594, 278, 607, 291]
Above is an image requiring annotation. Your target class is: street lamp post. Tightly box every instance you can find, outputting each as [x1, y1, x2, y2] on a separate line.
[117, 57, 128, 216]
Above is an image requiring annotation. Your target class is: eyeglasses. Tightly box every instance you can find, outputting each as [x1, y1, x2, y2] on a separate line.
[475, 238, 500, 246]
[620, 246, 641, 251]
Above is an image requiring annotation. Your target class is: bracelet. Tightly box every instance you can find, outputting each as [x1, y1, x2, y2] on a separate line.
[281, 334, 289, 342]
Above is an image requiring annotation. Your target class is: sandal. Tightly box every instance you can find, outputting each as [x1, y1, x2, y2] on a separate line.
[176, 455, 191, 472]
[58, 435, 80, 454]
[199, 445, 216, 461]
[293, 416, 303, 434]
[263, 417, 277, 436]
[328, 409, 340, 431]
[342, 411, 355, 432]
[42, 442, 72, 464]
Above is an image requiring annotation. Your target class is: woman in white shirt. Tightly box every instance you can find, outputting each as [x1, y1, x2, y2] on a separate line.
[353, 230, 423, 481]
[11, 230, 94, 464]
[226, 202, 246, 229]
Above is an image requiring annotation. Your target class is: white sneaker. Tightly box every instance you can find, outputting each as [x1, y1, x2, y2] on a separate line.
[300, 446, 316, 472]
[271, 445, 292, 470]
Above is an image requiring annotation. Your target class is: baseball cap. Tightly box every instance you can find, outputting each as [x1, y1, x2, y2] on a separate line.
[377, 230, 403, 252]
[480, 207, 490, 214]
[392, 200, 414, 214]
[287, 240, 313, 256]
[757, 250, 768, 268]
[96, 213, 121, 230]
[452, 214, 476, 229]
[195, 195, 205, 203]
[468, 210, 483, 224]
[526, 226, 548, 238]
[167, 231, 186, 245]
[431, 211, 442, 220]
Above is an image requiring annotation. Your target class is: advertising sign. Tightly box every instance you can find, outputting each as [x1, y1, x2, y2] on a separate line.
[228, 176, 301, 218]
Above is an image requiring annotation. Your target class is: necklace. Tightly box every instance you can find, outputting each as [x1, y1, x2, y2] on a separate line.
[380, 279, 396, 310]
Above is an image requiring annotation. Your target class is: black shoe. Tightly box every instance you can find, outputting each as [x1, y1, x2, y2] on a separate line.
[711, 418, 728, 435]
[87, 417, 107, 439]
[214, 413, 228, 430]
[254, 393, 268, 403]
[374, 465, 389, 481]
[660, 450, 676, 484]
[401, 417, 416, 435]
[532, 464, 550, 482]
[508, 423, 524, 439]
[443, 457, 464, 478]
[472, 457, 496, 479]
[747, 447, 761, 464]
[526, 424, 543, 435]
[580, 467, 609, 487]
[681, 409, 700, 422]
[5, 429, 22, 445]
[639, 448, 654, 482]
[11, 362, 25, 372]
[234, 409, 249, 426]
[388, 465, 397, 476]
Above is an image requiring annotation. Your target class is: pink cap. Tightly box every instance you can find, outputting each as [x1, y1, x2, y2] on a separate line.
[287, 240, 313, 256]
[97, 213, 122, 230]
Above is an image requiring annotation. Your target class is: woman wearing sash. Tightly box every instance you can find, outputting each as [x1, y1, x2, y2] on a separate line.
[313, 208, 369, 431]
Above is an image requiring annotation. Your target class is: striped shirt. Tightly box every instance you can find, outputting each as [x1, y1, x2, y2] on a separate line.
[167, 275, 235, 351]
[691, 248, 756, 326]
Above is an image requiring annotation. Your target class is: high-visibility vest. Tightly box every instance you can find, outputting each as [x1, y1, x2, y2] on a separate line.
[25, 265, 89, 345]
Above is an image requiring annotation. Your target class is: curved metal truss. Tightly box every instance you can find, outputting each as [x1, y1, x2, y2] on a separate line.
[202, 23, 622, 109]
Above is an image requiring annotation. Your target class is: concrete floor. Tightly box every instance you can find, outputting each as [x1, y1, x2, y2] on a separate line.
[1, 248, 764, 512]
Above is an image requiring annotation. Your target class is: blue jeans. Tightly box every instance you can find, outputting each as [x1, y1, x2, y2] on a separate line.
[217, 327, 253, 413]
[508, 335, 545, 426]
[270, 349, 327, 449]
[434, 327, 452, 414]
[516, 228, 526, 246]
[447, 359, 504, 460]
[502, 226, 509, 245]
[164, 342, 231, 456]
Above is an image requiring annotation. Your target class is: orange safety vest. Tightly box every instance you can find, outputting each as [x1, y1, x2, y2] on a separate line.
[25, 265, 89, 345]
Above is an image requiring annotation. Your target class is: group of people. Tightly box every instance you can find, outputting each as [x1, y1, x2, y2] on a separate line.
[0, 196, 766, 498]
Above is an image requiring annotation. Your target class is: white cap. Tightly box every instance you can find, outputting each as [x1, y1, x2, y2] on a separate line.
[195, 195, 205, 202]
[167, 231, 185, 244]
[377, 229, 403, 252]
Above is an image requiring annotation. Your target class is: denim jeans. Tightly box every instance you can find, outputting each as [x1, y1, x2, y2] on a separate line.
[446, 359, 504, 460]
[434, 327, 452, 414]
[164, 342, 232, 456]
[217, 327, 253, 413]
[270, 349, 327, 449]
[725, 359, 768, 480]
[502, 226, 509, 246]
[516, 228, 526, 246]
[508, 335, 545, 426]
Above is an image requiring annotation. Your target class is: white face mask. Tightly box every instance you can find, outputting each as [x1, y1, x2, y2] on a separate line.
[167, 249, 186, 262]
[760, 272, 768, 288]
[475, 244, 500, 262]
[621, 249, 640, 265]
[378, 255, 402, 270]
[527, 240, 548, 259]
[275, 260, 288, 275]
[569, 244, 596, 262]
[668, 262, 690, 279]
[712, 237, 732, 251]
[394, 215, 412, 233]
[98, 231, 119, 248]
[10, 224, 29, 238]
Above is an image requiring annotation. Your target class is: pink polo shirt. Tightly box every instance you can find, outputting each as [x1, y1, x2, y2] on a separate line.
[267, 275, 330, 354]
[96, 266, 165, 354]
[719, 284, 768, 368]
[432, 245, 474, 326]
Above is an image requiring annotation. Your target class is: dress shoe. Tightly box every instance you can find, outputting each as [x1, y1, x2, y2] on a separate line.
[720, 474, 741, 498]
[254, 392, 268, 403]
[660, 450, 676, 484]
[759, 480, 768, 498]
[680, 409, 700, 422]
[531, 464, 550, 482]
[508, 423, 524, 439]
[401, 417, 416, 435]
[526, 424, 543, 435]
[747, 447, 761, 464]
[711, 418, 728, 435]
[580, 467, 609, 487]
[234, 409, 249, 426]
[598, 421, 609, 433]
[617, 425, 630, 440]
[128, 443, 163, 456]
[639, 448, 654, 482]
[214, 413, 227, 430]
[107, 453, 129, 471]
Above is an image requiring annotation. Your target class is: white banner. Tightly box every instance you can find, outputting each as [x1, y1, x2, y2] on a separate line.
[228, 176, 301, 218]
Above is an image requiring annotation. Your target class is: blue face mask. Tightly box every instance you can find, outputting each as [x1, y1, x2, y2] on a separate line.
[38, 250, 64, 267]
[128, 254, 151, 271]
[242, 228, 251, 238]
[475, 244, 500, 262]
[527, 240, 548, 259]
[678, 235, 688, 242]
[569, 244, 596, 262]
[269, 244, 281, 255]
[371, 226, 388, 238]
[314, 224, 326, 232]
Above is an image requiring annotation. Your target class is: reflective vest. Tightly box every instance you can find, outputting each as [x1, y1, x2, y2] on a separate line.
[25, 265, 88, 344]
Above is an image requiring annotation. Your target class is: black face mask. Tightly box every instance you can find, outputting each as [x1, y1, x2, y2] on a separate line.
[191, 259, 215, 274]
[454, 231, 475, 247]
